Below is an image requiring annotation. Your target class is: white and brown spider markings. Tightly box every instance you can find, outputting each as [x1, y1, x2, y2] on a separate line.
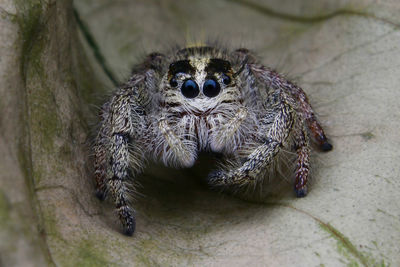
[93, 46, 332, 236]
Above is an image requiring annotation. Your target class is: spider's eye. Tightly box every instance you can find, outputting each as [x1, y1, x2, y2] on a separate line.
[170, 78, 178, 87]
[222, 74, 231, 85]
[181, 79, 199, 98]
[203, 79, 221, 98]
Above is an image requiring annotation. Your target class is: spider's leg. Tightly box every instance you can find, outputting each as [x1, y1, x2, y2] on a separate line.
[108, 131, 137, 236]
[306, 114, 332, 151]
[244, 63, 323, 194]
[94, 92, 147, 236]
[93, 121, 109, 200]
[293, 125, 311, 197]
[251, 65, 332, 151]
[94, 52, 165, 236]
[233, 48, 332, 151]
[209, 98, 294, 186]
[281, 81, 332, 151]
[208, 139, 281, 186]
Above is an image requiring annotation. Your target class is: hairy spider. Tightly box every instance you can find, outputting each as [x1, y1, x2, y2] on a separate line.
[93, 46, 332, 236]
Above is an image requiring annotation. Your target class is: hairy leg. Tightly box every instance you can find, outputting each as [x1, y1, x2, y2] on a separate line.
[108, 133, 136, 235]
[293, 126, 311, 197]
[93, 123, 109, 200]
[251, 66, 331, 150]
[209, 97, 294, 186]
[233, 48, 332, 151]
[158, 118, 197, 168]
[94, 51, 166, 235]
[209, 107, 248, 153]
[94, 92, 146, 236]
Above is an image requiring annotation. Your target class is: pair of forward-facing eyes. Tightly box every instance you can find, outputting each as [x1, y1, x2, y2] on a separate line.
[169, 73, 231, 99]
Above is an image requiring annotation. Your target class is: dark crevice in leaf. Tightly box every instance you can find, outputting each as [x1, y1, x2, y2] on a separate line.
[227, 0, 400, 28]
[73, 7, 119, 87]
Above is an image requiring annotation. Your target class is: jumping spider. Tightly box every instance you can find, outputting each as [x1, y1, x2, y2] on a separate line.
[93, 46, 332, 236]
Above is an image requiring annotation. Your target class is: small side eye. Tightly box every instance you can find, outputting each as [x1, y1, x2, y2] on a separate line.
[181, 80, 199, 98]
[222, 74, 231, 85]
[203, 79, 221, 98]
[170, 78, 178, 87]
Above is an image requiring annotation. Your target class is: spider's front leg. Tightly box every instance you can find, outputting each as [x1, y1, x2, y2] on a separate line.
[209, 94, 296, 188]
[94, 91, 146, 236]
[94, 52, 165, 236]
[234, 48, 333, 151]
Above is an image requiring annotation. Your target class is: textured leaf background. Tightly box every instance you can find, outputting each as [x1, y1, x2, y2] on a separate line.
[1, 0, 399, 266]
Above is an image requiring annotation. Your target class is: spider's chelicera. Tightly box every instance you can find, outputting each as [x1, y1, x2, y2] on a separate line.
[93, 46, 332, 236]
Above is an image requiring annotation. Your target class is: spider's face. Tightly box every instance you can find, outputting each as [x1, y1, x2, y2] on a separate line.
[160, 53, 242, 113]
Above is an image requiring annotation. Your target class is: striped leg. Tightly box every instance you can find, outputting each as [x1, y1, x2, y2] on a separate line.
[233, 48, 332, 151]
[293, 127, 311, 197]
[108, 133, 136, 235]
[250, 64, 332, 151]
[94, 124, 110, 200]
[209, 100, 294, 186]
[94, 92, 146, 236]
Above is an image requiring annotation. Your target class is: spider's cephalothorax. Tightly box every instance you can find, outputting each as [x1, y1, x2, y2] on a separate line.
[93, 46, 332, 235]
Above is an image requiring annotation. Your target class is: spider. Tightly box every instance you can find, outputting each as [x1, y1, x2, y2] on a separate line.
[93, 46, 332, 236]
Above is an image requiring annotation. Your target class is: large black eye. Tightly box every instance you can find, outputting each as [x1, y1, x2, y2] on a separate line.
[181, 79, 199, 98]
[203, 79, 221, 98]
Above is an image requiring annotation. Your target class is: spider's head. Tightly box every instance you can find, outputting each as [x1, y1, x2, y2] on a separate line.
[160, 46, 242, 113]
